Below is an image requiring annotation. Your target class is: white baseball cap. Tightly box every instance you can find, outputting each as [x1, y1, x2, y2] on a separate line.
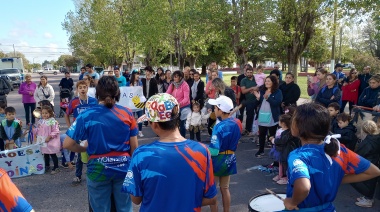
[208, 95, 233, 113]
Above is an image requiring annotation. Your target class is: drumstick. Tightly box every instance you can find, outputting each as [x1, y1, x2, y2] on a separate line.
[266, 188, 299, 210]
[353, 105, 375, 111]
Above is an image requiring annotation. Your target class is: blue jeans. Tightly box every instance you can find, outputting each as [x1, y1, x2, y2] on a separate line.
[87, 177, 132, 212]
[75, 153, 83, 178]
[134, 111, 143, 131]
[61, 151, 75, 165]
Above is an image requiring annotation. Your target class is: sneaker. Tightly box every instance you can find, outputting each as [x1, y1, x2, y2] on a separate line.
[72, 177, 82, 186]
[355, 197, 374, 208]
[255, 151, 264, 158]
[138, 131, 144, 137]
[356, 196, 365, 202]
[51, 168, 60, 175]
[277, 178, 288, 185]
[241, 130, 250, 136]
[272, 175, 281, 181]
[61, 163, 69, 169]
[70, 161, 76, 167]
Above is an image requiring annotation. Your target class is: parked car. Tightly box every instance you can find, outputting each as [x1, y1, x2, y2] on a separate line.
[0, 68, 23, 88]
[37, 68, 58, 75]
[0, 75, 14, 91]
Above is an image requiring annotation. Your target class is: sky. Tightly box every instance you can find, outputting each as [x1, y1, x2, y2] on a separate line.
[0, 1, 75, 64]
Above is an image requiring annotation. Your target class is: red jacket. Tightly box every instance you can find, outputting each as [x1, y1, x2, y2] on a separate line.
[341, 78, 360, 104]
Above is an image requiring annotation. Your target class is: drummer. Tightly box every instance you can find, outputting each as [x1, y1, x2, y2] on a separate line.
[284, 103, 380, 211]
[358, 75, 380, 108]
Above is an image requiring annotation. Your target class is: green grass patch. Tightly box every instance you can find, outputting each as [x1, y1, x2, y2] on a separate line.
[201, 74, 310, 99]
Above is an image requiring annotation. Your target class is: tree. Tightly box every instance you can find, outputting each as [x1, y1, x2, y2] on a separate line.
[363, 16, 380, 58]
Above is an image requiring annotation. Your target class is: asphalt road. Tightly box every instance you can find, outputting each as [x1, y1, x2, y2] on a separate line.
[6, 73, 379, 211]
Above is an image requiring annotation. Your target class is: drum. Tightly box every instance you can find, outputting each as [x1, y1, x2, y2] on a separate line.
[352, 107, 380, 140]
[248, 193, 286, 212]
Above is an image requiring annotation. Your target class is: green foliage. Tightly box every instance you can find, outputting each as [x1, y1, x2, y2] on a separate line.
[352, 55, 380, 73]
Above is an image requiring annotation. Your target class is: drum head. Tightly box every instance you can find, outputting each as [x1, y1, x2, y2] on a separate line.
[248, 193, 286, 212]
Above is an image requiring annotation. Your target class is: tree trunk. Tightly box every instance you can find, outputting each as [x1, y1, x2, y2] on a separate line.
[188, 56, 196, 68]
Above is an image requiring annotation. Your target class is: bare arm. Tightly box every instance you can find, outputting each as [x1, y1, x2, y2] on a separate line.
[130, 195, 142, 205]
[202, 196, 216, 206]
[284, 178, 310, 210]
[341, 163, 380, 184]
[64, 114, 71, 128]
[129, 136, 138, 156]
[63, 136, 87, 152]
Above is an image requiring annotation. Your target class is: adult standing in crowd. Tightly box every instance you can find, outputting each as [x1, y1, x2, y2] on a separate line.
[206, 71, 218, 99]
[155, 67, 164, 82]
[240, 66, 258, 136]
[166, 71, 190, 138]
[141, 66, 158, 100]
[358, 75, 380, 108]
[114, 66, 127, 87]
[34, 75, 55, 107]
[163, 70, 172, 92]
[315, 74, 342, 108]
[358, 66, 372, 97]
[270, 69, 284, 86]
[333, 63, 346, 88]
[0, 75, 11, 105]
[84, 64, 100, 85]
[59, 71, 74, 98]
[127, 71, 144, 138]
[237, 64, 250, 123]
[123, 93, 216, 211]
[183, 66, 194, 88]
[190, 71, 205, 108]
[18, 74, 37, 125]
[123, 69, 130, 84]
[206, 61, 223, 83]
[271, 64, 283, 81]
[253, 76, 282, 157]
[341, 68, 360, 114]
[212, 78, 237, 110]
[63, 76, 138, 212]
[79, 67, 86, 80]
[307, 68, 327, 100]
[279, 73, 300, 112]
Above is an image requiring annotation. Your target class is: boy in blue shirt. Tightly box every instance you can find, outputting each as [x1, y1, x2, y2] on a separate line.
[208, 95, 243, 212]
[113, 66, 127, 87]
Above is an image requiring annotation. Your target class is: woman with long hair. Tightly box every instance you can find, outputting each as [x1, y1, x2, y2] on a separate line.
[63, 76, 138, 212]
[253, 75, 283, 157]
[307, 68, 327, 100]
[341, 68, 360, 113]
[315, 74, 341, 108]
[34, 75, 55, 107]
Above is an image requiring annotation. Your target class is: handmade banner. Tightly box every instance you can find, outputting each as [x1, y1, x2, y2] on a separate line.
[88, 86, 146, 112]
[0, 144, 45, 178]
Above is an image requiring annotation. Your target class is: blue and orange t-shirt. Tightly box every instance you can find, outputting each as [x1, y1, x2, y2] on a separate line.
[0, 168, 33, 212]
[122, 140, 217, 212]
[66, 96, 98, 120]
[287, 144, 370, 210]
[209, 117, 242, 176]
[66, 104, 138, 182]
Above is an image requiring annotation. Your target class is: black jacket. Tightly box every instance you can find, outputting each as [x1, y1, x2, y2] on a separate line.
[190, 80, 205, 108]
[358, 86, 380, 108]
[333, 123, 357, 151]
[279, 82, 301, 106]
[315, 85, 341, 107]
[358, 73, 372, 95]
[330, 117, 338, 132]
[223, 87, 237, 108]
[141, 78, 158, 99]
[355, 134, 380, 166]
[274, 129, 301, 163]
[59, 78, 74, 91]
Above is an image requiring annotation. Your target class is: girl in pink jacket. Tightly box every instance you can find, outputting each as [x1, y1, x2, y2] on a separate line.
[166, 71, 191, 137]
[33, 106, 60, 174]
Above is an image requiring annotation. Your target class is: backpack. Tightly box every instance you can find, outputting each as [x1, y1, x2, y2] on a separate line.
[321, 86, 342, 107]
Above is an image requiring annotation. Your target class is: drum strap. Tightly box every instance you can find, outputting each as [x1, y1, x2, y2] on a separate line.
[219, 150, 235, 155]
[289, 202, 332, 211]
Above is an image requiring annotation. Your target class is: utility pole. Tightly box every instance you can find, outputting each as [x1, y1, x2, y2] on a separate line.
[13, 44, 16, 57]
[338, 26, 343, 63]
[330, 0, 338, 73]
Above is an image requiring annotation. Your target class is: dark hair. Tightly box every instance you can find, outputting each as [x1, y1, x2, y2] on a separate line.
[246, 66, 253, 71]
[130, 72, 140, 85]
[145, 66, 154, 73]
[192, 101, 201, 112]
[327, 73, 337, 81]
[156, 105, 180, 130]
[257, 65, 263, 70]
[291, 103, 339, 157]
[317, 68, 328, 75]
[348, 68, 357, 80]
[85, 63, 93, 68]
[41, 105, 54, 118]
[159, 73, 165, 77]
[0, 101, 7, 109]
[270, 69, 281, 77]
[231, 76, 237, 81]
[95, 76, 120, 108]
[336, 113, 351, 122]
[81, 67, 86, 70]
[244, 64, 252, 69]
[328, 102, 340, 111]
[190, 69, 197, 74]
[285, 105, 296, 116]
[286, 72, 294, 78]
[172, 70, 184, 80]
[65, 71, 70, 74]
[266, 75, 279, 93]
[279, 114, 292, 128]
[39, 75, 48, 87]
[4, 107, 15, 114]
[157, 67, 164, 74]
[165, 69, 171, 74]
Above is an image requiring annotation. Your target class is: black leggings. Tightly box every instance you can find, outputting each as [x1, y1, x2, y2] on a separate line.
[24, 103, 36, 125]
[44, 154, 58, 170]
[258, 125, 278, 152]
[341, 101, 354, 114]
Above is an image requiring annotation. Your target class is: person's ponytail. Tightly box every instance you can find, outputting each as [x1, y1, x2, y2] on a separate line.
[324, 137, 340, 157]
[104, 96, 115, 108]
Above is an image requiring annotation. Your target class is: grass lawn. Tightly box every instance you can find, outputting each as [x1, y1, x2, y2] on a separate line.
[201, 74, 310, 99]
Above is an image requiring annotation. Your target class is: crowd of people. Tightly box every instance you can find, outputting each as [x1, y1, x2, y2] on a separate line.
[0, 61, 380, 212]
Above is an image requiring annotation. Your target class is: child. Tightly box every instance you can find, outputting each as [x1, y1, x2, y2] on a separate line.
[0, 101, 6, 151]
[352, 120, 380, 208]
[34, 106, 60, 174]
[284, 103, 380, 211]
[185, 102, 210, 142]
[327, 102, 340, 132]
[333, 113, 357, 151]
[0, 107, 21, 150]
[270, 114, 301, 185]
[230, 76, 241, 105]
[254, 65, 266, 87]
[157, 73, 166, 93]
[208, 96, 242, 212]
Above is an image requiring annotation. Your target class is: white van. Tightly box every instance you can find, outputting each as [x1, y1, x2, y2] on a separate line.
[0, 57, 24, 71]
